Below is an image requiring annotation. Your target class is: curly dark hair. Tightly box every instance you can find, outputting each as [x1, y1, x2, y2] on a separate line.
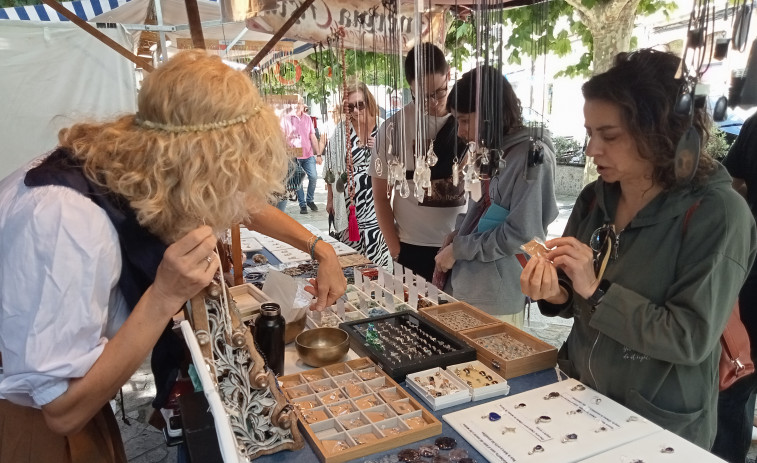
[582, 49, 716, 190]
[446, 64, 524, 148]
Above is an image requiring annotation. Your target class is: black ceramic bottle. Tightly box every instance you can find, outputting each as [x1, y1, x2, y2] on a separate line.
[253, 302, 286, 376]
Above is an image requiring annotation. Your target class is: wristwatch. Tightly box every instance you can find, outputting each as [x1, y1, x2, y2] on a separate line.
[587, 279, 612, 307]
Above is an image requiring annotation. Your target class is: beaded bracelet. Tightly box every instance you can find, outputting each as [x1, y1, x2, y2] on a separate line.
[308, 236, 323, 260]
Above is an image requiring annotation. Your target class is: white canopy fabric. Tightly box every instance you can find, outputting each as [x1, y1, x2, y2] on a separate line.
[0, 21, 137, 179]
[88, 0, 314, 64]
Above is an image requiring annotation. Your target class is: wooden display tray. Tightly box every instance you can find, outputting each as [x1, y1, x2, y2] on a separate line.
[460, 323, 557, 379]
[278, 358, 442, 463]
[418, 302, 503, 337]
[228, 283, 271, 320]
[339, 312, 477, 382]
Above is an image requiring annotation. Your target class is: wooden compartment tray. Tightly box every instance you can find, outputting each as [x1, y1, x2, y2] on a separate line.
[278, 358, 441, 463]
[460, 323, 558, 379]
[228, 283, 271, 320]
[418, 301, 504, 337]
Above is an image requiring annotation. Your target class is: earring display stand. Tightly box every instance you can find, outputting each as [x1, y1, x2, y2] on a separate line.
[443, 378, 663, 463]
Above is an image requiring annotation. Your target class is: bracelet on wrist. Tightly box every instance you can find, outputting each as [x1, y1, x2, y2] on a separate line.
[308, 236, 323, 260]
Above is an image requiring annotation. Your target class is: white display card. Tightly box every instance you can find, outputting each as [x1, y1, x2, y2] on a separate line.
[404, 266, 413, 285]
[443, 378, 661, 463]
[416, 276, 427, 297]
[335, 298, 345, 317]
[393, 262, 404, 279]
[384, 290, 395, 311]
[354, 268, 364, 290]
[393, 277, 404, 298]
[377, 268, 387, 288]
[578, 429, 725, 462]
[427, 284, 439, 302]
[408, 284, 419, 310]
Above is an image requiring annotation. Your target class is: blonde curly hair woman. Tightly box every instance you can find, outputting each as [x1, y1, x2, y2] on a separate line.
[0, 50, 345, 462]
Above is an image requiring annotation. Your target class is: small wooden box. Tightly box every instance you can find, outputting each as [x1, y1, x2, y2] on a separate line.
[460, 323, 557, 379]
[278, 358, 442, 463]
[229, 283, 271, 320]
[418, 302, 503, 337]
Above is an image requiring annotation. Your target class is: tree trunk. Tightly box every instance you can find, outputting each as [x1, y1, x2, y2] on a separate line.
[564, 0, 641, 186]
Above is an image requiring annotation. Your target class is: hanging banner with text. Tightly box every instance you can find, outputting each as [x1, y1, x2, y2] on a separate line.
[234, 0, 449, 53]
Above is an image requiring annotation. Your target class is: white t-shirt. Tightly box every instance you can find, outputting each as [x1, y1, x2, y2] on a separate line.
[369, 102, 467, 247]
[0, 158, 128, 408]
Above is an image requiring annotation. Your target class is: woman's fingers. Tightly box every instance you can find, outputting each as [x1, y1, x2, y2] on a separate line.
[520, 257, 561, 301]
[152, 226, 219, 313]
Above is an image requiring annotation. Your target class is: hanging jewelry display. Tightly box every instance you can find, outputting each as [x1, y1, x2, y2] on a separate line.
[188, 253, 303, 459]
[317, 41, 337, 186]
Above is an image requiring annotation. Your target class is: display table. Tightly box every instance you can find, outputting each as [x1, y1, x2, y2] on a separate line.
[180, 340, 558, 463]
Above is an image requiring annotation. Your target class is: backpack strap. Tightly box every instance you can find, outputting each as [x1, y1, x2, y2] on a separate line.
[682, 199, 702, 236]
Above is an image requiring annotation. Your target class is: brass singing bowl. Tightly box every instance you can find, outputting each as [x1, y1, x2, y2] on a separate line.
[295, 327, 350, 367]
[284, 315, 307, 344]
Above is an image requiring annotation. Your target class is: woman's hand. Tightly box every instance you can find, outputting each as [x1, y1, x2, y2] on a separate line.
[305, 241, 347, 311]
[544, 237, 599, 299]
[440, 231, 458, 249]
[151, 226, 220, 317]
[434, 244, 456, 272]
[519, 256, 565, 303]
[366, 136, 375, 149]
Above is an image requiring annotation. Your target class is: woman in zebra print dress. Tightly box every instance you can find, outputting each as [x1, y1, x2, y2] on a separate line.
[324, 80, 391, 268]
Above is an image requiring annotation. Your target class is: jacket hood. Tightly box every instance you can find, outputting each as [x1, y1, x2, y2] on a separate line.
[500, 127, 555, 153]
[593, 162, 733, 228]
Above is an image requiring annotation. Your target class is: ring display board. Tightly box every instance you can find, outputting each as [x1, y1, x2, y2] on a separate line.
[443, 378, 662, 462]
[577, 429, 725, 462]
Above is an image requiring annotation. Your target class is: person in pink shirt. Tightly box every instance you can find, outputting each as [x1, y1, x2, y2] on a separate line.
[287, 96, 323, 214]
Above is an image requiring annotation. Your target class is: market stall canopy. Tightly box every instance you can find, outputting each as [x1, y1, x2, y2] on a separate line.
[233, 0, 449, 53]
[0, 0, 132, 21]
[0, 0, 314, 64]
[86, 0, 313, 62]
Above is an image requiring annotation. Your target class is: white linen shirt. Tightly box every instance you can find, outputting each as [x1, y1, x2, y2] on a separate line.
[0, 158, 128, 408]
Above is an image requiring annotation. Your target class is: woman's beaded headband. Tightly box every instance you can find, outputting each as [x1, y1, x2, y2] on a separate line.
[135, 106, 261, 133]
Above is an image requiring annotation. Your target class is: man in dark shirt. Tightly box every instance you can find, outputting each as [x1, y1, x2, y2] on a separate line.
[714, 113, 757, 463]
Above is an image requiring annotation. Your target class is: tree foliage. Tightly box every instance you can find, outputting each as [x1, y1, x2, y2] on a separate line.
[445, 0, 675, 79]
[1, 0, 38, 7]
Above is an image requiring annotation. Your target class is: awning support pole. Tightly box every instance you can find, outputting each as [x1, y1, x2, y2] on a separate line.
[244, 0, 315, 72]
[184, 0, 206, 49]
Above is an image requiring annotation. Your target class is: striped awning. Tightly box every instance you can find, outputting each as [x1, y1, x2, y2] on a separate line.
[0, 0, 133, 22]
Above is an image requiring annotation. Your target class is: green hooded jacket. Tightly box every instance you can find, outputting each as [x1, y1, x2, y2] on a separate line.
[545, 163, 757, 449]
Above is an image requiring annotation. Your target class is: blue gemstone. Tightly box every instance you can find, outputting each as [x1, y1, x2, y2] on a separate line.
[488, 412, 501, 421]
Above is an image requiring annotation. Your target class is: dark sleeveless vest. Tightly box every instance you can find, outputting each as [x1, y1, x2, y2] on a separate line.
[25, 148, 181, 409]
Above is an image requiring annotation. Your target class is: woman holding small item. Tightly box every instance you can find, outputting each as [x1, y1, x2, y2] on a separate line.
[434, 65, 558, 326]
[519, 48, 756, 449]
[0, 50, 344, 462]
